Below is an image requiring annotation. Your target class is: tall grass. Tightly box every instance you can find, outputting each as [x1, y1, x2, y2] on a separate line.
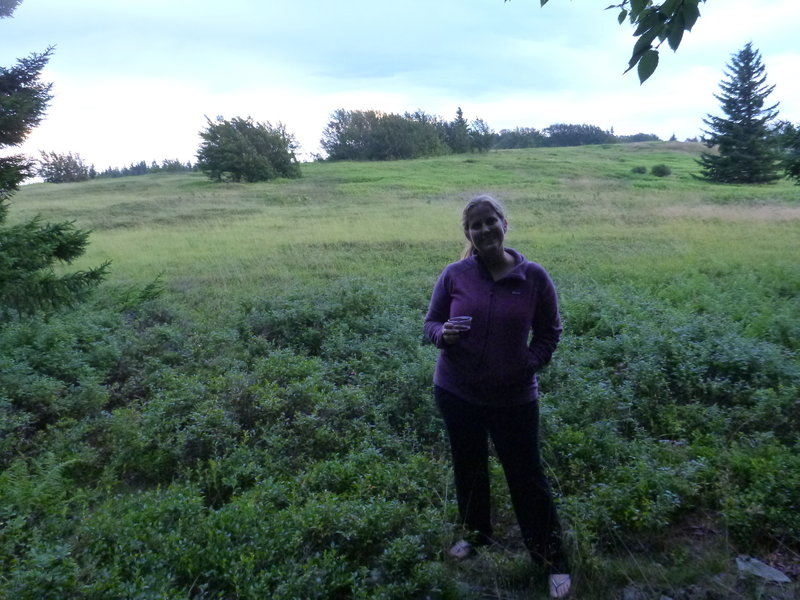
[13, 142, 799, 307]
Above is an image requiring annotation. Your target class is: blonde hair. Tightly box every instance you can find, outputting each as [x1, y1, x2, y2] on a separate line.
[460, 195, 507, 259]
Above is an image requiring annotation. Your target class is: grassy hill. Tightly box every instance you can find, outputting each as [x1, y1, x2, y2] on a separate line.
[3, 143, 799, 598]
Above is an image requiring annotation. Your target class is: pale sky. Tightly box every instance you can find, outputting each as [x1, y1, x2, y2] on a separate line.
[3, 0, 799, 168]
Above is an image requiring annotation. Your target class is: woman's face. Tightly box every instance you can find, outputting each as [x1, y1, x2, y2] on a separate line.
[464, 202, 507, 256]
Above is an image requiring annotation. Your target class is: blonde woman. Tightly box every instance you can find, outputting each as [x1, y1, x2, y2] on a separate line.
[424, 195, 571, 598]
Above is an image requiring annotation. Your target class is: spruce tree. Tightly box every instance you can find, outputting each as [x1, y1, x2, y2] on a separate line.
[697, 43, 781, 184]
[445, 107, 471, 154]
[1, 3, 108, 318]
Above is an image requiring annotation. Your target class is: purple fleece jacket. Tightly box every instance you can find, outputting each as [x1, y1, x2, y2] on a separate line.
[424, 248, 562, 405]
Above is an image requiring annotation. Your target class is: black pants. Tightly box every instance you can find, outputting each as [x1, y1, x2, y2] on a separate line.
[434, 385, 567, 572]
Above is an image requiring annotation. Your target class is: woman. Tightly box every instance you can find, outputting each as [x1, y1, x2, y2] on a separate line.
[424, 195, 571, 598]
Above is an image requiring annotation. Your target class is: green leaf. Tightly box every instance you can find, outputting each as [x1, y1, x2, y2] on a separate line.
[638, 49, 659, 83]
[682, 0, 701, 30]
[660, 0, 682, 17]
[632, 28, 659, 57]
[667, 12, 685, 50]
[618, 9, 628, 24]
[630, 0, 648, 17]
[626, 29, 657, 74]
[634, 10, 662, 35]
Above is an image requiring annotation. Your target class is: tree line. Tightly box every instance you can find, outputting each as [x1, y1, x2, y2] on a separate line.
[36, 152, 196, 184]
[494, 124, 660, 150]
[96, 158, 195, 179]
[319, 107, 494, 161]
[189, 110, 667, 182]
[27, 44, 800, 188]
[36, 111, 661, 184]
[320, 109, 663, 160]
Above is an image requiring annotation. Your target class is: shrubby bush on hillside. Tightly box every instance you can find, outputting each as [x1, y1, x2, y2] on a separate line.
[197, 116, 301, 182]
[651, 164, 672, 177]
[2, 275, 798, 597]
[543, 280, 800, 544]
[0, 282, 456, 597]
[37, 150, 92, 183]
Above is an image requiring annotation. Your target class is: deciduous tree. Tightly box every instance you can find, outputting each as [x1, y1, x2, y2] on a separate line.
[696, 43, 781, 184]
[469, 118, 494, 153]
[778, 123, 800, 185]
[494, 127, 545, 149]
[404, 110, 450, 157]
[37, 150, 92, 183]
[321, 109, 378, 161]
[543, 123, 614, 147]
[320, 109, 449, 161]
[196, 116, 301, 182]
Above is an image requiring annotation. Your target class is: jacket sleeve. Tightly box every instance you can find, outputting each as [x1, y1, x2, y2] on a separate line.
[424, 269, 451, 349]
[528, 269, 562, 370]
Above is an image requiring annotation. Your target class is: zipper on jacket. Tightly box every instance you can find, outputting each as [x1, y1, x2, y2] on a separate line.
[476, 282, 497, 371]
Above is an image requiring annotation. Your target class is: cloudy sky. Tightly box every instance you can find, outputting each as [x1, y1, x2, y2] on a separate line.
[3, 0, 799, 168]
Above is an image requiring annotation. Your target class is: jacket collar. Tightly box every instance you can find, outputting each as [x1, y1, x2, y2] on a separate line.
[472, 247, 527, 281]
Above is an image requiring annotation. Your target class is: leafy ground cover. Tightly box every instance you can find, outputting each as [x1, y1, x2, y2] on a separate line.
[2, 143, 798, 598]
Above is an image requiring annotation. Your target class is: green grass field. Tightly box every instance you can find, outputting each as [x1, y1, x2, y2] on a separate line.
[3, 142, 799, 598]
[12, 142, 800, 311]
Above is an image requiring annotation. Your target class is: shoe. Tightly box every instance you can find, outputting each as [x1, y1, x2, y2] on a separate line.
[447, 539, 474, 560]
[549, 573, 571, 598]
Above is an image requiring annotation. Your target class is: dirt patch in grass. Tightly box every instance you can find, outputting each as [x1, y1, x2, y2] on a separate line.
[657, 204, 800, 222]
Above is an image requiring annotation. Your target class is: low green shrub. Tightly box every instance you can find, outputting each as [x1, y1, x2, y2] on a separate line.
[651, 163, 672, 177]
[3, 271, 799, 597]
[720, 436, 800, 546]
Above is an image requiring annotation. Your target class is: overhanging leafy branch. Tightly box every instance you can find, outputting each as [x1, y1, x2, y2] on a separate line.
[509, 0, 706, 83]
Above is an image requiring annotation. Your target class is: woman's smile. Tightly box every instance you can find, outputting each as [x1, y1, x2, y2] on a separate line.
[465, 203, 506, 256]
